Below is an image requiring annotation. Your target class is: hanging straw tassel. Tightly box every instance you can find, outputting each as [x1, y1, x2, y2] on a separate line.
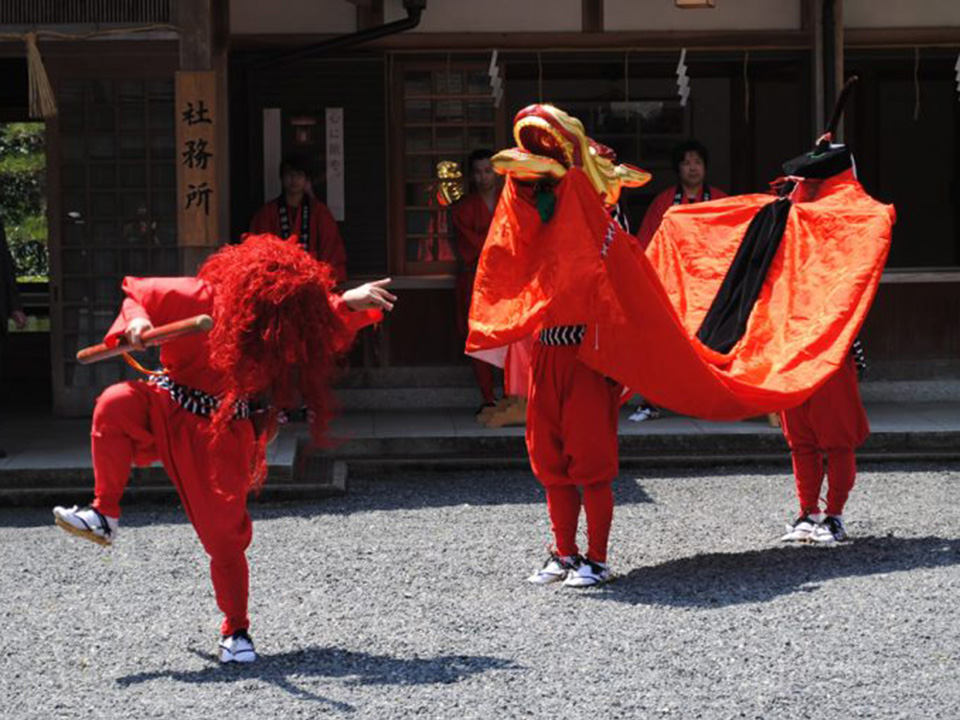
[25, 33, 58, 119]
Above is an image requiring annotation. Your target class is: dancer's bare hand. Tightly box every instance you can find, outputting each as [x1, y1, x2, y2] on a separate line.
[124, 318, 154, 349]
[10, 310, 27, 330]
[341, 278, 397, 312]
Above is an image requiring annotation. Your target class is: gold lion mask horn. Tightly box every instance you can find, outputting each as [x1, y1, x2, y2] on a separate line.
[492, 104, 651, 206]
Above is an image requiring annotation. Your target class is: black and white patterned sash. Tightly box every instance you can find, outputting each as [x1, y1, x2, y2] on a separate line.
[851, 338, 867, 379]
[538, 325, 586, 346]
[673, 185, 712, 205]
[149, 373, 250, 420]
[610, 202, 630, 233]
[277, 196, 311, 250]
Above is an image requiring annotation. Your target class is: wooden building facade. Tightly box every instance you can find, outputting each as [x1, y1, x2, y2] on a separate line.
[0, 0, 957, 415]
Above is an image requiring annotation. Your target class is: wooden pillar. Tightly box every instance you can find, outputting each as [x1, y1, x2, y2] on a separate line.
[582, 0, 604, 32]
[831, 0, 844, 141]
[806, 0, 844, 139]
[804, 0, 825, 137]
[174, 0, 230, 273]
[821, 0, 844, 139]
[356, 0, 385, 30]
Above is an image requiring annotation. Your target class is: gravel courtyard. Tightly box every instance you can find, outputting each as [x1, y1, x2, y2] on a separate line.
[3, 462, 959, 719]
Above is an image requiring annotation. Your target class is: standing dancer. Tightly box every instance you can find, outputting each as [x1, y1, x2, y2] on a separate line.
[53, 236, 394, 662]
[780, 341, 869, 544]
[467, 105, 652, 588]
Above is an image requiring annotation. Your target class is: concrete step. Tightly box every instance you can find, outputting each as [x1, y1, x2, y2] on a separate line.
[3, 403, 957, 505]
[332, 366, 960, 409]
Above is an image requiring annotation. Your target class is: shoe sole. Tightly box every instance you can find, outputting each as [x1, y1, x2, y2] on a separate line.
[54, 517, 112, 547]
[527, 574, 566, 584]
[220, 651, 257, 664]
[563, 578, 611, 588]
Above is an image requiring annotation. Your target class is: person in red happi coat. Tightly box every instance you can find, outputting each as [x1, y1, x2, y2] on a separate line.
[452, 149, 502, 412]
[250, 153, 348, 283]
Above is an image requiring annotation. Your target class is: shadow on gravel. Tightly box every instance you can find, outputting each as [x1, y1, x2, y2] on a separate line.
[116, 646, 519, 707]
[594, 536, 960, 608]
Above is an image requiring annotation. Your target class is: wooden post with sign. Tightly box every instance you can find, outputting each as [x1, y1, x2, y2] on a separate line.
[176, 71, 219, 250]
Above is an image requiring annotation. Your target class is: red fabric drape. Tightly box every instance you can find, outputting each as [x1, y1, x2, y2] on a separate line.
[468, 168, 893, 421]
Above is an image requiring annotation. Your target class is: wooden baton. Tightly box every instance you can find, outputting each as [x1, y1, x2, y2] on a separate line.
[76, 314, 214, 365]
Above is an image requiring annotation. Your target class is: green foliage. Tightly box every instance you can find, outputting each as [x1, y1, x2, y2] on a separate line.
[0, 123, 47, 279]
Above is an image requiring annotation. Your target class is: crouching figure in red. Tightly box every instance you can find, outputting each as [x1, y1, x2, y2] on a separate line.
[53, 235, 395, 663]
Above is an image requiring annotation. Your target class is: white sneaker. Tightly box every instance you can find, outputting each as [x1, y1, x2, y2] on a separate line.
[219, 630, 257, 663]
[628, 406, 660, 423]
[527, 554, 578, 584]
[781, 515, 819, 543]
[562, 558, 611, 588]
[53, 505, 118, 547]
[812, 515, 847, 544]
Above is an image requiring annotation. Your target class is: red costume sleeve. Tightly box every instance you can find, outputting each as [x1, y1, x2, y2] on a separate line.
[636, 188, 673, 252]
[104, 277, 211, 347]
[329, 293, 381, 352]
[452, 193, 493, 268]
[313, 200, 347, 283]
[249, 201, 280, 236]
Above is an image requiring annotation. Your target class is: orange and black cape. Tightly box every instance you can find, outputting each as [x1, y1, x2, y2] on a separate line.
[466, 151, 894, 420]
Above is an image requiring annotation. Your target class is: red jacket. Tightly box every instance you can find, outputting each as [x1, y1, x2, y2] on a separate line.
[250, 196, 348, 283]
[104, 276, 376, 396]
[452, 191, 498, 271]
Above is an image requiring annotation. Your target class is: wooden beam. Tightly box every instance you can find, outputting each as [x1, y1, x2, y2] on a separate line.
[845, 26, 960, 47]
[230, 29, 810, 52]
[582, 0, 603, 33]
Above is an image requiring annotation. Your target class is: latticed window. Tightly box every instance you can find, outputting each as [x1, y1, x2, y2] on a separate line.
[0, 0, 171, 25]
[56, 78, 177, 410]
[391, 61, 505, 275]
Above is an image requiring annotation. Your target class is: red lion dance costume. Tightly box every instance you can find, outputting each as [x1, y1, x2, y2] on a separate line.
[467, 104, 894, 581]
[54, 236, 379, 661]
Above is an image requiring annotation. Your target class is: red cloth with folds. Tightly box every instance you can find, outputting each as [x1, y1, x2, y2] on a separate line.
[466, 168, 893, 420]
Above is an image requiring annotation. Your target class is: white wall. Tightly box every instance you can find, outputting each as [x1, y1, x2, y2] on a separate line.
[383, 0, 582, 32]
[845, 0, 960, 29]
[230, 0, 960, 38]
[230, 0, 357, 34]
[605, 0, 802, 31]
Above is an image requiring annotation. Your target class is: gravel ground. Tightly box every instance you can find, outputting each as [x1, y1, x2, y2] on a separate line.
[3, 462, 959, 719]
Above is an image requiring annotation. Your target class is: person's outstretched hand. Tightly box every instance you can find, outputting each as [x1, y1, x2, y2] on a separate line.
[341, 278, 397, 312]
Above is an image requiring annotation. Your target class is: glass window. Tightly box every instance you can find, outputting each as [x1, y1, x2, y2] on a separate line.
[394, 62, 502, 274]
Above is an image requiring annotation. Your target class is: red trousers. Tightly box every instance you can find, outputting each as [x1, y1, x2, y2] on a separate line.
[91, 381, 256, 636]
[527, 343, 621, 562]
[780, 356, 869, 517]
[545, 483, 614, 562]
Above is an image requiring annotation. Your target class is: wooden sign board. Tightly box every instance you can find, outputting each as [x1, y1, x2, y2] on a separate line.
[176, 71, 219, 247]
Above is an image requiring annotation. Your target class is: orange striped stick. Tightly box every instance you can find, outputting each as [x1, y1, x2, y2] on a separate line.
[76, 314, 214, 365]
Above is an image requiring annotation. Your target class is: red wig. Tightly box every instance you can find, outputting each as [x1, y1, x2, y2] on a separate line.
[198, 235, 354, 487]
